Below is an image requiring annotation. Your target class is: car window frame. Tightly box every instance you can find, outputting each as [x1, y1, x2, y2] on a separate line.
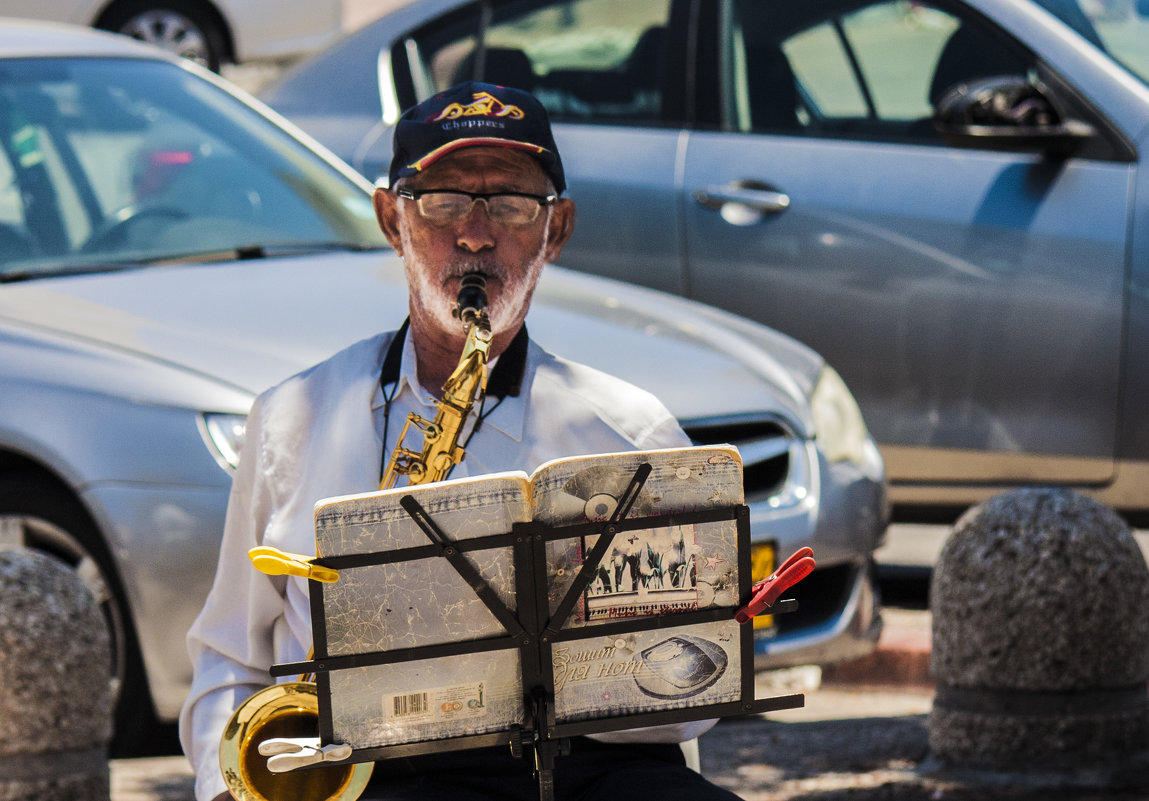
[690, 0, 1135, 162]
[390, 0, 700, 129]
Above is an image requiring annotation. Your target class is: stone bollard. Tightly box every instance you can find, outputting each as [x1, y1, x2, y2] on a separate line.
[0, 548, 112, 801]
[929, 488, 1149, 772]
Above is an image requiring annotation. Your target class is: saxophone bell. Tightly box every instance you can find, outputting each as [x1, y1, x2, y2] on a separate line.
[220, 551, 373, 801]
[219, 681, 372, 801]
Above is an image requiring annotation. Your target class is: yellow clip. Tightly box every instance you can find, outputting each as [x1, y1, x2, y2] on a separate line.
[248, 546, 340, 583]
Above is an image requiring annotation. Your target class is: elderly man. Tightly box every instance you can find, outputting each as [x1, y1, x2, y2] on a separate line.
[180, 81, 740, 801]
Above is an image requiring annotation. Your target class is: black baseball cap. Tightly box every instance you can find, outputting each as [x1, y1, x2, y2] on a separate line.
[389, 81, 566, 194]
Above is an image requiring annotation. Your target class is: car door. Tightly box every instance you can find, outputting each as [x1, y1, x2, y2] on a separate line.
[682, 0, 1131, 489]
[393, 0, 690, 295]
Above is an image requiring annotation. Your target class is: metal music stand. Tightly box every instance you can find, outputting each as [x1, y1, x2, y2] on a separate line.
[271, 447, 802, 800]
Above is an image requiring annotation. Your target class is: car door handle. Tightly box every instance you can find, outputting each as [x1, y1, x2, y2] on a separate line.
[693, 182, 791, 216]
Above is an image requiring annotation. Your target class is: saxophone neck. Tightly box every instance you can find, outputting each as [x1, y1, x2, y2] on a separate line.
[461, 310, 492, 361]
[379, 274, 493, 489]
[442, 311, 491, 405]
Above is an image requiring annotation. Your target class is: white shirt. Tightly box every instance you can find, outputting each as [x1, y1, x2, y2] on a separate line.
[179, 328, 713, 801]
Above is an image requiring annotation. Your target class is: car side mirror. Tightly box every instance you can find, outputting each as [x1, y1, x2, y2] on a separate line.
[933, 75, 1094, 158]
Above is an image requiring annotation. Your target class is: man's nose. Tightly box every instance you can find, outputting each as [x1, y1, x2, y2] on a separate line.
[455, 201, 496, 253]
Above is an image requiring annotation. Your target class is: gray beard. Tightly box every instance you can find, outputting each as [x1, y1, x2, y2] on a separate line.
[400, 228, 547, 337]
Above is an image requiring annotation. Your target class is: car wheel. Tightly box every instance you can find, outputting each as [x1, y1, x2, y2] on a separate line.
[0, 478, 155, 754]
[98, 0, 228, 72]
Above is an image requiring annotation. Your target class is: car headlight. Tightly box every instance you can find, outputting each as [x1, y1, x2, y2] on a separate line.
[199, 413, 247, 471]
[810, 365, 868, 465]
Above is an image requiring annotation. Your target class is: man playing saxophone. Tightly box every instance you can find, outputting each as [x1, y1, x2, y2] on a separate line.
[180, 81, 740, 801]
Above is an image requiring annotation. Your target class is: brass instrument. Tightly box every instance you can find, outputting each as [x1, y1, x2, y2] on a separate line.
[218, 680, 371, 801]
[218, 275, 493, 801]
[380, 272, 492, 488]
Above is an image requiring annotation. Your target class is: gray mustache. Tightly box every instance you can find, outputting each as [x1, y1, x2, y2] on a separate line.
[446, 259, 506, 284]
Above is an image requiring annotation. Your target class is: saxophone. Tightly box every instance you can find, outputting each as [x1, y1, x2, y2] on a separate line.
[218, 275, 493, 801]
[381, 272, 492, 488]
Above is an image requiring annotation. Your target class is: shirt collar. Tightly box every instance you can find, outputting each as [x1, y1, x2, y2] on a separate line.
[371, 319, 529, 442]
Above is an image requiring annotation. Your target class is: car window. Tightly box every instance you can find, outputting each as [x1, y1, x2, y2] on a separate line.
[403, 0, 676, 124]
[785, 5, 961, 122]
[0, 58, 383, 279]
[0, 130, 37, 258]
[1031, 0, 1149, 89]
[728, 0, 1033, 142]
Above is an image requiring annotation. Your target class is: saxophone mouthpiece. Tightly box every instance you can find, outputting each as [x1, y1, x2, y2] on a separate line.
[453, 273, 488, 326]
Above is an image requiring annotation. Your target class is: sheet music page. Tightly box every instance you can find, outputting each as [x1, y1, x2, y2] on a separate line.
[315, 472, 532, 655]
[529, 446, 744, 625]
[528, 446, 746, 723]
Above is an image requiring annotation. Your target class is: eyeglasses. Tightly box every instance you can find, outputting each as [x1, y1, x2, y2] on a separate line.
[397, 188, 557, 225]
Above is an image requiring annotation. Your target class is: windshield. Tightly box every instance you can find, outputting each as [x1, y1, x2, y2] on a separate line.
[1034, 0, 1149, 88]
[0, 58, 386, 281]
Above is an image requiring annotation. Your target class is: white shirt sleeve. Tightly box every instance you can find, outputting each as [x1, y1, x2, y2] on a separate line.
[179, 394, 296, 801]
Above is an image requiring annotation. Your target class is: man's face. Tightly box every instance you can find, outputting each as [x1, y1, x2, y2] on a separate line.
[375, 148, 574, 349]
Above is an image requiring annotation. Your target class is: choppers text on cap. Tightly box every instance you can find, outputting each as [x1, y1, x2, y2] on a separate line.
[389, 81, 566, 194]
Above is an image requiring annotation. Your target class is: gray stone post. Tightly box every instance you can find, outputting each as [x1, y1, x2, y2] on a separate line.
[0, 548, 112, 801]
[929, 487, 1149, 771]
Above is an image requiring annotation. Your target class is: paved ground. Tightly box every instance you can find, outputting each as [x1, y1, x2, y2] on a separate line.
[107, 529, 1149, 800]
[109, 685, 938, 801]
[109, 603, 1149, 801]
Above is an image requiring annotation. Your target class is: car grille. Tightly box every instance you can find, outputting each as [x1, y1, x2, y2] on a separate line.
[775, 562, 856, 635]
[680, 415, 792, 501]
[675, 411, 795, 501]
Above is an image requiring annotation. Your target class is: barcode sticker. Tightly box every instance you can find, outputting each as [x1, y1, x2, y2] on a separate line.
[391, 692, 428, 719]
[384, 682, 489, 723]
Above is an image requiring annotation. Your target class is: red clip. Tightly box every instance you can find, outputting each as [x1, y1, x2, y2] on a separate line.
[734, 547, 815, 624]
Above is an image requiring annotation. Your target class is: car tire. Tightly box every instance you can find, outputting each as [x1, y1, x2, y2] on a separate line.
[0, 478, 157, 755]
[97, 0, 229, 72]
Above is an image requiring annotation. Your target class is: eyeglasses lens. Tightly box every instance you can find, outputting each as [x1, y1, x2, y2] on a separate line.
[416, 192, 541, 225]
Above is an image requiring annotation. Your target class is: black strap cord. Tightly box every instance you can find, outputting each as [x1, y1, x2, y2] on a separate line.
[378, 321, 529, 485]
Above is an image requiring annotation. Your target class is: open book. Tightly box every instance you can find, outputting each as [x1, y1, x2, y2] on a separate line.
[280, 445, 792, 760]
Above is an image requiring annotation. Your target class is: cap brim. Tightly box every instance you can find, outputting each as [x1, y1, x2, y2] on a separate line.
[404, 137, 552, 175]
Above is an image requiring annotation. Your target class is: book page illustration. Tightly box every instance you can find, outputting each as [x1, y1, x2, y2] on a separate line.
[552, 620, 742, 723]
[530, 446, 743, 625]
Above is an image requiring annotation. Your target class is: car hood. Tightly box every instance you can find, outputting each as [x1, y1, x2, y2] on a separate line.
[0, 251, 817, 430]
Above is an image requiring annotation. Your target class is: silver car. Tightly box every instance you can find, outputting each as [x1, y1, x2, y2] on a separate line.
[0, 0, 348, 71]
[0, 20, 884, 748]
[262, 0, 1149, 533]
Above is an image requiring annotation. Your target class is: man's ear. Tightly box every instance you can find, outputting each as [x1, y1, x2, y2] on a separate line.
[543, 198, 576, 264]
[374, 188, 404, 255]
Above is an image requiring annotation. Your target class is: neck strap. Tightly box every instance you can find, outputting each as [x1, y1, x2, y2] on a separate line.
[378, 320, 528, 486]
[379, 319, 529, 399]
